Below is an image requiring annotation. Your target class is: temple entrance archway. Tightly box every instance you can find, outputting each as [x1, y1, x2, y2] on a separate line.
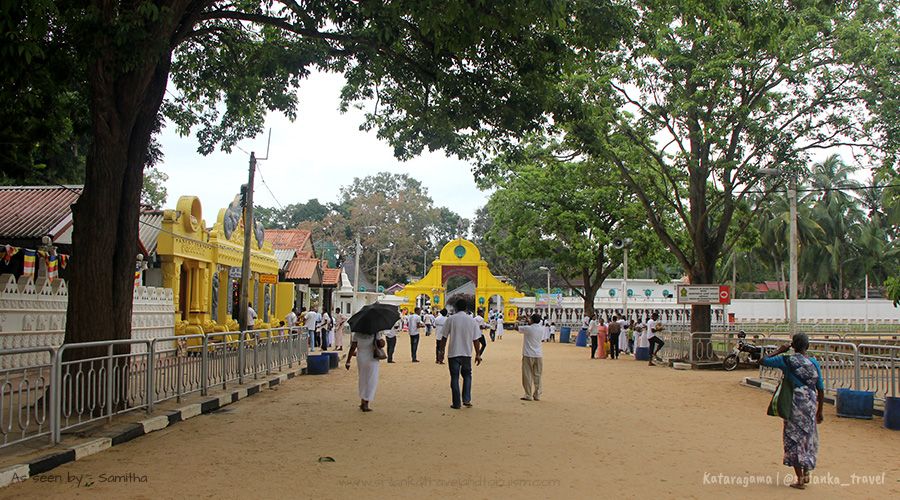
[396, 238, 523, 322]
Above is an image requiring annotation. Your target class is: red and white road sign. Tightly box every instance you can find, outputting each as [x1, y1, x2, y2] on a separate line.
[676, 285, 732, 305]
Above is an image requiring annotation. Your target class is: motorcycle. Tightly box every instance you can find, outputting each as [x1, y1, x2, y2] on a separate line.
[723, 331, 763, 371]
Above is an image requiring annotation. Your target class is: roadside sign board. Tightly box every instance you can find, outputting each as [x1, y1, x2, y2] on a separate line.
[676, 285, 731, 305]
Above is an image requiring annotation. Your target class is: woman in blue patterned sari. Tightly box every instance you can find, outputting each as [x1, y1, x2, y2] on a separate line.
[761, 333, 825, 490]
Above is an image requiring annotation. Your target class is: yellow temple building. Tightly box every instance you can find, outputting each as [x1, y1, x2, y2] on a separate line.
[395, 238, 523, 322]
[154, 196, 284, 336]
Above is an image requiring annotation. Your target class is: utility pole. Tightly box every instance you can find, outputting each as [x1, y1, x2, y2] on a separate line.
[238, 152, 256, 331]
[788, 179, 798, 335]
[353, 233, 362, 313]
[622, 247, 629, 321]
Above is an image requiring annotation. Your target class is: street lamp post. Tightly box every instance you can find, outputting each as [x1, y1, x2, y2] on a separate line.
[376, 247, 391, 294]
[759, 169, 799, 334]
[539, 266, 551, 322]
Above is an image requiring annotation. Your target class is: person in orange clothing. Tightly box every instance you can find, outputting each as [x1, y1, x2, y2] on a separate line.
[596, 317, 608, 359]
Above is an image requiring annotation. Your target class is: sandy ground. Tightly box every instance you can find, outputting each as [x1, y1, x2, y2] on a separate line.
[3, 331, 898, 499]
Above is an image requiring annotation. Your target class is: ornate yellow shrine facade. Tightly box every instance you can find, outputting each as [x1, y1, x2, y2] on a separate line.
[396, 238, 523, 321]
[155, 196, 282, 336]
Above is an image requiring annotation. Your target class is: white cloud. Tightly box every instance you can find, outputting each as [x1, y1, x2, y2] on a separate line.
[157, 70, 490, 223]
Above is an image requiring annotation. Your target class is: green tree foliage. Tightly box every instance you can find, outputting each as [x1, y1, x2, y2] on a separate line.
[750, 155, 898, 299]
[254, 198, 330, 229]
[141, 166, 169, 209]
[311, 173, 469, 287]
[482, 139, 673, 315]
[477, 0, 899, 331]
[0, 1, 573, 344]
[0, 0, 89, 186]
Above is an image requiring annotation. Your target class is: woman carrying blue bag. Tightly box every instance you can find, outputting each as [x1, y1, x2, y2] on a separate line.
[761, 333, 825, 490]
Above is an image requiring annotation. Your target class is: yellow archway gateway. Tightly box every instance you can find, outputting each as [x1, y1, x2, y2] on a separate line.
[396, 238, 523, 322]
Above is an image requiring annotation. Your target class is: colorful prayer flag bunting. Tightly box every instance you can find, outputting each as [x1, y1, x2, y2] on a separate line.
[47, 255, 58, 281]
[22, 249, 36, 277]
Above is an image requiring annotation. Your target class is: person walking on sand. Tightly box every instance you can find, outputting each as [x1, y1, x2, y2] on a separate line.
[345, 329, 386, 412]
[589, 313, 600, 359]
[474, 308, 488, 354]
[423, 309, 435, 336]
[303, 306, 318, 351]
[761, 333, 824, 489]
[443, 298, 483, 409]
[322, 309, 334, 350]
[434, 308, 448, 364]
[495, 309, 505, 340]
[385, 319, 399, 363]
[519, 313, 544, 401]
[596, 317, 608, 359]
[608, 315, 622, 359]
[334, 308, 347, 351]
[408, 307, 422, 362]
[646, 312, 665, 365]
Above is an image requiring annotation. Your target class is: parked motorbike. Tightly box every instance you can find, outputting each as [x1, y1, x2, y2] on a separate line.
[723, 331, 762, 371]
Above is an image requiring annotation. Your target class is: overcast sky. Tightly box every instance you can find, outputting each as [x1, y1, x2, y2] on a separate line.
[157, 69, 490, 223]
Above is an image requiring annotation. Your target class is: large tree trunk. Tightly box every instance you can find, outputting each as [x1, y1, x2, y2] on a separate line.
[689, 262, 716, 361]
[64, 50, 173, 361]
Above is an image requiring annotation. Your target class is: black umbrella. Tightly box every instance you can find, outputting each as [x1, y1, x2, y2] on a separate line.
[348, 303, 400, 336]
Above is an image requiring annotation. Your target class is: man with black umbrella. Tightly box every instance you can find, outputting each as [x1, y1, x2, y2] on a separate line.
[442, 297, 484, 409]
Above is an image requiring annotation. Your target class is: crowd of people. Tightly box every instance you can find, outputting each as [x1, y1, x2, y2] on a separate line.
[282, 305, 349, 352]
[289, 299, 823, 491]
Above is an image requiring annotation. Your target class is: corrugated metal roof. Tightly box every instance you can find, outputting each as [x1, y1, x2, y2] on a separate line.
[0, 186, 82, 239]
[274, 249, 295, 269]
[138, 211, 164, 255]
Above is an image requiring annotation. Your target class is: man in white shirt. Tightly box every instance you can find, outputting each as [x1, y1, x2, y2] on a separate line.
[495, 310, 504, 340]
[519, 313, 545, 401]
[646, 312, 665, 365]
[433, 309, 448, 364]
[285, 308, 298, 334]
[423, 310, 435, 336]
[408, 307, 422, 362]
[442, 298, 483, 409]
[474, 308, 488, 354]
[385, 319, 400, 363]
[321, 309, 333, 350]
[247, 303, 258, 329]
[303, 306, 318, 350]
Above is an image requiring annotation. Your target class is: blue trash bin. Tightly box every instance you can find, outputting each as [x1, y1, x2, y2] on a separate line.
[884, 397, 900, 430]
[575, 328, 588, 347]
[836, 388, 874, 419]
[307, 354, 330, 375]
[634, 346, 650, 361]
[560, 327, 571, 343]
[325, 351, 340, 369]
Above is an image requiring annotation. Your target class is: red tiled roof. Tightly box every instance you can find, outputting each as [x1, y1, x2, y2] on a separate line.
[265, 229, 311, 251]
[322, 267, 341, 286]
[285, 257, 319, 281]
[0, 186, 82, 239]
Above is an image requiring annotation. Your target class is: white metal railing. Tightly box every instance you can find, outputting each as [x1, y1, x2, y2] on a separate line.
[0, 327, 307, 450]
[756, 340, 899, 403]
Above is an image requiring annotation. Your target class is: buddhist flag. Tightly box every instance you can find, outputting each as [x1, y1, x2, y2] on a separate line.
[23, 249, 36, 277]
[47, 255, 58, 281]
[59, 254, 69, 269]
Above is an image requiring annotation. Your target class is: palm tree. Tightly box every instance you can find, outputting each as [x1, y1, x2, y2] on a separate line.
[803, 155, 865, 297]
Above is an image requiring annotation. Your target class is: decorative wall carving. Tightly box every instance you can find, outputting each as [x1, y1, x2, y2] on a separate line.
[0, 274, 175, 366]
